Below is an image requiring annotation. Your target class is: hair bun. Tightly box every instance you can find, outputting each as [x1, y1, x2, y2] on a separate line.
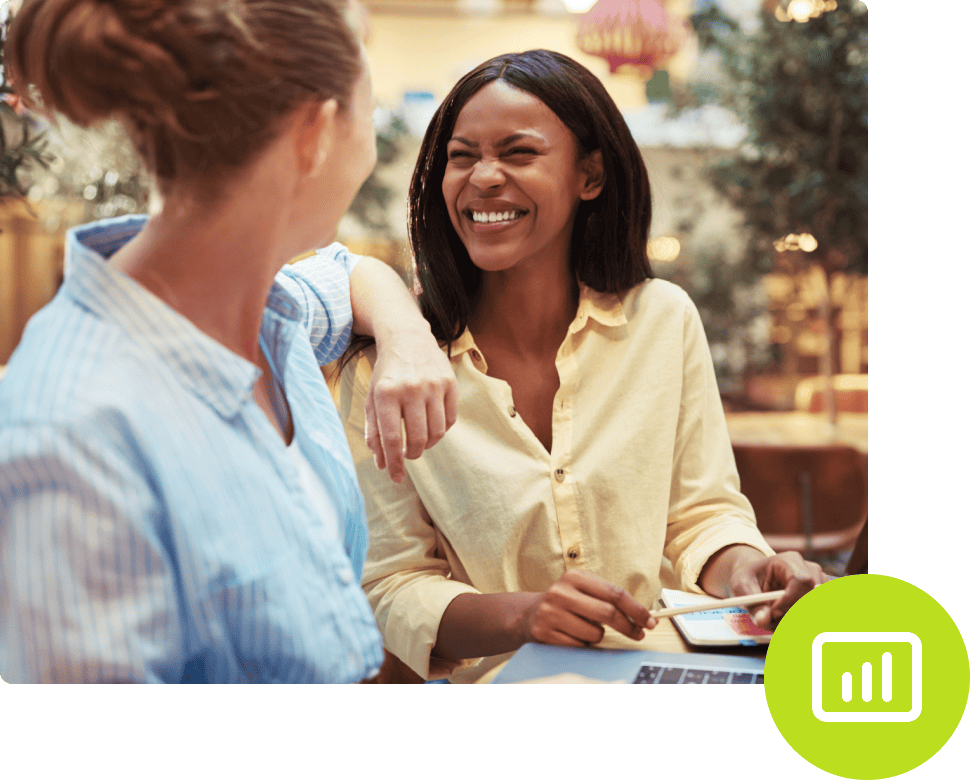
[5, 1, 160, 123]
[7, 0, 361, 193]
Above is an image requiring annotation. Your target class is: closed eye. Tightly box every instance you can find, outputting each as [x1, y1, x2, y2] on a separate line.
[447, 150, 475, 160]
[506, 147, 537, 157]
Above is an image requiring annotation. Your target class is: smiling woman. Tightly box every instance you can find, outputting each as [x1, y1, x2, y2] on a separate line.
[442, 81, 603, 276]
[410, 49, 652, 346]
[338, 49, 827, 684]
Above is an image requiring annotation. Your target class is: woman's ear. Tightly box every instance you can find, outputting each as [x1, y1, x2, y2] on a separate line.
[579, 149, 605, 201]
[295, 98, 339, 176]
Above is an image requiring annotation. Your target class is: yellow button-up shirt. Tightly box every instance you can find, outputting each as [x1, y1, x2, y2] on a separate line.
[338, 278, 773, 683]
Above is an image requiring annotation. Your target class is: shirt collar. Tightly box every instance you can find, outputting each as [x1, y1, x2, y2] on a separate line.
[573, 282, 628, 330]
[450, 282, 627, 358]
[63, 215, 295, 419]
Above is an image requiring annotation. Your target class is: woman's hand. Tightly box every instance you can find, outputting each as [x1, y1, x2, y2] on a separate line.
[518, 570, 656, 648]
[729, 550, 828, 629]
[347, 255, 458, 484]
[367, 323, 457, 484]
[701, 545, 827, 631]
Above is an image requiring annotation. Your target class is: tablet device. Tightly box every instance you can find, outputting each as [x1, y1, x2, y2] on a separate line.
[660, 588, 774, 647]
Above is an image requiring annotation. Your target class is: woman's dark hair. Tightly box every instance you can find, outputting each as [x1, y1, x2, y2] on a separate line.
[412, 48, 653, 348]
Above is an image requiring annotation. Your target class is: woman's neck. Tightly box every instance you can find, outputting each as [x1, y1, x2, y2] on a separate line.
[471, 259, 579, 360]
[110, 175, 295, 366]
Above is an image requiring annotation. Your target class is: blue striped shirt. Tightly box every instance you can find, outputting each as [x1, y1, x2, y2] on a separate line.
[0, 215, 384, 683]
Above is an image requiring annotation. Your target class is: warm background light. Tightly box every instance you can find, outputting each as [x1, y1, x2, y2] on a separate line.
[774, 232, 817, 252]
[648, 235, 681, 262]
[563, 0, 598, 11]
[775, 0, 838, 23]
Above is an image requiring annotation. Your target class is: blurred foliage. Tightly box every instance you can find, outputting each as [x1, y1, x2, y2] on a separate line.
[0, 15, 55, 203]
[690, 0, 868, 279]
[347, 114, 409, 237]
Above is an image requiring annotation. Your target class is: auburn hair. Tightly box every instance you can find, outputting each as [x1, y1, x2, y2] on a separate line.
[6, 0, 362, 195]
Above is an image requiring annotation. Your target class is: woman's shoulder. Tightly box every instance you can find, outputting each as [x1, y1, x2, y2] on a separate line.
[1, 297, 167, 433]
[620, 277, 696, 321]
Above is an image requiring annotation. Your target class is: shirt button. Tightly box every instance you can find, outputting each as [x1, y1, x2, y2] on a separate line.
[567, 546, 580, 560]
[338, 569, 353, 586]
[470, 350, 481, 361]
[508, 405, 517, 418]
[554, 468, 565, 482]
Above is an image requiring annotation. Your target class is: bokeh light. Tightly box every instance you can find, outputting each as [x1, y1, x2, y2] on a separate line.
[648, 236, 681, 262]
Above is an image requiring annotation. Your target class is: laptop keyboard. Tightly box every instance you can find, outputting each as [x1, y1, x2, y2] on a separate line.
[633, 664, 764, 684]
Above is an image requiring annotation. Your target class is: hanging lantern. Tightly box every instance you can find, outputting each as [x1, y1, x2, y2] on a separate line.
[576, 0, 691, 79]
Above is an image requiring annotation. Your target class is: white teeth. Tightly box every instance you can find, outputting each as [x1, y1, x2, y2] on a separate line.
[471, 210, 522, 223]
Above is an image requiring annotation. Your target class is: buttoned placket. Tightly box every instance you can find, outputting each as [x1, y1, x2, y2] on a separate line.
[255, 309, 358, 589]
[460, 313, 590, 570]
[551, 313, 587, 569]
[458, 301, 589, 569]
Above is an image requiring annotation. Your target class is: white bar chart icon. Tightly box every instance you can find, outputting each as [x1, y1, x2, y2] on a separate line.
[813, 632, 922, 722]
[841, 653, 893, 703]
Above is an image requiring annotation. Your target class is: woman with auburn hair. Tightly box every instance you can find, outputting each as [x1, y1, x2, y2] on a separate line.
[0, 0, 456, 683]
[339, 49, 826, 683]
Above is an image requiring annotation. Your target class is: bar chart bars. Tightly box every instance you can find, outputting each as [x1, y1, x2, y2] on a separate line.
[841, 653, 893, 703]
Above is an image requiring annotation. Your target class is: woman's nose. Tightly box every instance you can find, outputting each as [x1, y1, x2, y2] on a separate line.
[469, 159, 505, 189]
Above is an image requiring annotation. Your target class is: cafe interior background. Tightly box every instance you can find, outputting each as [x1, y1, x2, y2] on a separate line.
[0, 0, 868, 574]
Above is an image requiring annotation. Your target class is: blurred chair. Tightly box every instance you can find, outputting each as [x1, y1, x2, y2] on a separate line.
[845, 518, 868, 575]
[732, 443, 868, 560]
[794, 374, 867, 413]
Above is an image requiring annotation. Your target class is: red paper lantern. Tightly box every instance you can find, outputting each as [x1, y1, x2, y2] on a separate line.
[577, 0, 690, 78]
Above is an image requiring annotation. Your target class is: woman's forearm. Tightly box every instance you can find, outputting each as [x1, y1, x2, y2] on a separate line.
[348, 255, 431, 345]
[434, 591, 541, 661]
[344, 254, 456, 481]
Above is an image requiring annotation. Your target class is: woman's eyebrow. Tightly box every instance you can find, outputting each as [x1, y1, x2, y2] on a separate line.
[448, 132, 543, 147]
[496, 132, 543, 146]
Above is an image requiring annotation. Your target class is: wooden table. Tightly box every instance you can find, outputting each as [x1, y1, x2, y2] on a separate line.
[725, 411, 868, 453]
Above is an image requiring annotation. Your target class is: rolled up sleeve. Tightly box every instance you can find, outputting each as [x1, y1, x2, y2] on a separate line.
[277, 243, 360, 366]
[664, 302, 775, 593]
[339, 353, 480, 680]
[0, 423, 181, 683]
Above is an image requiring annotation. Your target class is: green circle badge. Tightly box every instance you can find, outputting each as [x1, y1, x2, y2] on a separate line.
[765, 574, 969, 779]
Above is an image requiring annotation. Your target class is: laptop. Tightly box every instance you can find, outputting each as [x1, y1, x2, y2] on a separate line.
[491, 643, 765, 684]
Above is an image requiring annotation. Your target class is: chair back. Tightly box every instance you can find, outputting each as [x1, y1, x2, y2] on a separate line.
[845, 518, 868, 575]
[732, 443, 868, 557]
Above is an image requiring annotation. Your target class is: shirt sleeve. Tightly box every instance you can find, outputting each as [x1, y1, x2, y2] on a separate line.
[338, 352, 481, 681]
[276, 243, 361, 366]
[663, 299, 775, 592]
[0, 423, 182, 683]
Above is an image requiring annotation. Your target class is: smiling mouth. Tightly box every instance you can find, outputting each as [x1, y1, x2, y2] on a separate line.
[466, 209, 528, 224]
